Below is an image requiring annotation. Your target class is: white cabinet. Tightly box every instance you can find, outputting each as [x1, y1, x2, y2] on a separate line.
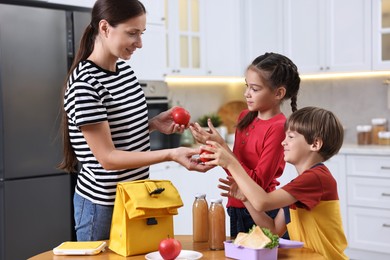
[142, 0, 165, 25]
[243, 0, 286, 66]
[284, 0, 371, 74]
[165, 0, 206, 76]
[149, 162, 230, 235]
[345, 154, 390, 259]
[127, 0, 167, 80]
[129, 24, 167, 80]
[204, 0, 244, 76]
[373, 0, 390, 70]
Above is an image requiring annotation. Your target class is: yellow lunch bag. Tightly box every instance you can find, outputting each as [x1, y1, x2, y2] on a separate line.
[108, 179, 183, 256]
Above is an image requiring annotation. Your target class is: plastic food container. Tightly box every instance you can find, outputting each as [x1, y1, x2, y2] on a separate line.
[378, 131, 390, 145]
[356, 125, 372, 145]
[224, 241, 278, 260]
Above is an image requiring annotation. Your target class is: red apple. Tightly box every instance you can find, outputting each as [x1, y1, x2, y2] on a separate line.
[158, 237, 182, 260]
[171, 107, 191, 125]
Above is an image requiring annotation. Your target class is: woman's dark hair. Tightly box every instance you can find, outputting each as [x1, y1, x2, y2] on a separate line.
[58, 0, 146, 173]
[237, 52, 301, 131]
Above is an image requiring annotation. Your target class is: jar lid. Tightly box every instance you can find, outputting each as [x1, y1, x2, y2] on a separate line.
[378, 131, 390, 138]
[356, 125, 372, 132]
[195, 193, 206, 199]
[210, 198, 223, 204]
[371, 118, 387, 125]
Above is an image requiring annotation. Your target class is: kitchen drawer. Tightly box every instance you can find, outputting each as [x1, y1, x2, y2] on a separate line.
[347, 177, 390, 209]
[347, 155, 390, 178]
[348, 207, 390, 254]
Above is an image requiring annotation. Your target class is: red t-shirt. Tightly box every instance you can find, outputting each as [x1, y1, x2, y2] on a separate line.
[227, 110, 286, 208]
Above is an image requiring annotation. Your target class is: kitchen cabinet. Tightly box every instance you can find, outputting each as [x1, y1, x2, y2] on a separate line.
[149, 162, 231, 235]
[165, 0, 206, 76]
[129, 23, 167, 80]
[284, 0, 371, 74]
[127, 0, 167, 80]
[141, 0, 165, 25]
[373, 0, 390, 70]
[242, 0, 286, 66]
[345, 154, 390, 259]
[204, 0, 245, 76]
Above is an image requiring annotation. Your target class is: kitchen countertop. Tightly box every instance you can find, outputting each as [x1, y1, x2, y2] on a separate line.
[339, 143, 390, 155]
[28, 235, 325, 260]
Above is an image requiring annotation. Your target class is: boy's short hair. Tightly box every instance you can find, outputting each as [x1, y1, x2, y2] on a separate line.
[284, 107, 344, 161]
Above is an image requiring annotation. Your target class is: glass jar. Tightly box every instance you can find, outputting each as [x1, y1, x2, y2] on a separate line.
[371, 118, 388, 144]
[208, 198, 226, 250]
[192, 193, 209, 242]
[378, 131, 390, 145]
[356, 125, 372, 145]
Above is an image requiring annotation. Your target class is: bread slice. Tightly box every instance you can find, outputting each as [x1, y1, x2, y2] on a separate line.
[234, 226, 271, 249]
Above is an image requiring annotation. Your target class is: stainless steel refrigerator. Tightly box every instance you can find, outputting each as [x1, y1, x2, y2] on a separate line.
[0, 2, 91, 259]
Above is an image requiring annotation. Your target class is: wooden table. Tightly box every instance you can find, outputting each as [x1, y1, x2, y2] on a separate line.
[29, 235, 325, 260]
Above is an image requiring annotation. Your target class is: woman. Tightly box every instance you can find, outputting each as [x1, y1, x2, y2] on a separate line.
[59, 0, 211, 241]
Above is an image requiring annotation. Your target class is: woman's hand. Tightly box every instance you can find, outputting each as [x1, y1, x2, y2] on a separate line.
[218, 176, 247, 202]
[149, 107, 187, 134]
[189, 119, 224, 145]
[171, 146, 214, 172]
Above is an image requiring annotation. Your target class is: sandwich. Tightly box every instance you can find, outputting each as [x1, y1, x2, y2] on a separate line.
[233, 226, 279, 249]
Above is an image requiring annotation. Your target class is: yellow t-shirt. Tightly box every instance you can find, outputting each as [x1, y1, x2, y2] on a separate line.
[282, 164, 348, 260]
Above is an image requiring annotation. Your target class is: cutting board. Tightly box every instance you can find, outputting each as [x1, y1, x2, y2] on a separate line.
[218, 101, 247, 134]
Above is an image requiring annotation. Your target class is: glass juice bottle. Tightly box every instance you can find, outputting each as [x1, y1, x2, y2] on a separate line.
[208, 198, 226, 250]
[192, 193, 209, 242]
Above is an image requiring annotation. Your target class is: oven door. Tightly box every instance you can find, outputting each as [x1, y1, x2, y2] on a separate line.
[147, 101, 181, 150]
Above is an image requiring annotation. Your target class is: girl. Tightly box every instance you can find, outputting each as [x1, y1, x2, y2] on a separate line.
[190, 53, 300, 238]
[59, 0, 211, 241]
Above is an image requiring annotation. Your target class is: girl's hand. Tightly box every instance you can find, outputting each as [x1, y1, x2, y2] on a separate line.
[189, 119, 224, 145]
[149, 107, 187, 134]
[218, 176, 247, 202]
[199, 140, 235, 169]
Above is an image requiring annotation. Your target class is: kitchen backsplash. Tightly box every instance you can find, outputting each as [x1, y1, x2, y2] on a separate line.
[168, 75, 390, 144]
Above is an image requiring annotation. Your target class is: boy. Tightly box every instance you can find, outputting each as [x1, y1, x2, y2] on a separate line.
[201, 106, 348, 259]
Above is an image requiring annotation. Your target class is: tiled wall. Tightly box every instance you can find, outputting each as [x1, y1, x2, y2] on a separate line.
[168, 75, 390, 144]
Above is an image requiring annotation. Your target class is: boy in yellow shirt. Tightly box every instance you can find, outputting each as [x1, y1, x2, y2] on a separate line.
[201, 107, 348, 259]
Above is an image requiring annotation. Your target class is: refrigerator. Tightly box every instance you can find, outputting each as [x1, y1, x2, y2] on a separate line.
[0, 2, 91, 259]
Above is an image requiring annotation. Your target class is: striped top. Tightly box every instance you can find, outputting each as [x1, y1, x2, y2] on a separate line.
[64, 60, 150, 205]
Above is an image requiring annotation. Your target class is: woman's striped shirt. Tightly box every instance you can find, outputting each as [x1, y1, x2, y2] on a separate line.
[64, 60, 150, 205]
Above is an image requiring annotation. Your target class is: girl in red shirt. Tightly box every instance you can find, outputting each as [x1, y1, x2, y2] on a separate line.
[190, 52, 300, 238]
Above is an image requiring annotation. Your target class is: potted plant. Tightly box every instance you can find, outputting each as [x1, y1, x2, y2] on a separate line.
[197, 114, 227, 140]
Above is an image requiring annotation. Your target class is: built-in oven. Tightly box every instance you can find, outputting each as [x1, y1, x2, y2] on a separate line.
[140, 80, 181, 150]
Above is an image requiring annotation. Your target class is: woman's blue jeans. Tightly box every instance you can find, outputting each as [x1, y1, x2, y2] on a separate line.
[73, 192, 113, 241]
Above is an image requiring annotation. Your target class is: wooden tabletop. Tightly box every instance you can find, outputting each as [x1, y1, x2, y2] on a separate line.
[29, 235, 325, 260]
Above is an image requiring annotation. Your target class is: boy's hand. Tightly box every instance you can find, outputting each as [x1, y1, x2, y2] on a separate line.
[218, 176, 247, 202]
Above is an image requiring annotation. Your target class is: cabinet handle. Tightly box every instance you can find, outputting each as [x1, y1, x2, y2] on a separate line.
[380, 166, 390, 170]
[381, 193, 390, 197]
[383, 224, 390, 228]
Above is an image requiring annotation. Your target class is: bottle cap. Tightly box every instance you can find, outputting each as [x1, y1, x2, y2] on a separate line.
[195, 193, 206, 199]
[371, 118, 387, 125]
[210, 198, 223, 204]
[356, 125, 372, 132]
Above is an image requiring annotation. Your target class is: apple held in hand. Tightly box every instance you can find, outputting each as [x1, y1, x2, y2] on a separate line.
[171, 107, 191, 125]
[158, 237, 182, 260]
[199, 148, 213, 163]
[199, 145, 213, 162]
